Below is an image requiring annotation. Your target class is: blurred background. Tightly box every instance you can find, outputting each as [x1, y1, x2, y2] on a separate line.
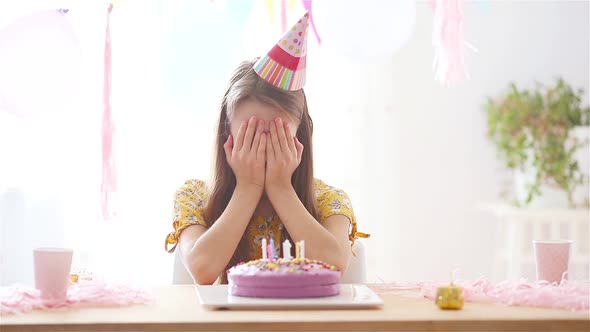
[1, 0, 588, 286]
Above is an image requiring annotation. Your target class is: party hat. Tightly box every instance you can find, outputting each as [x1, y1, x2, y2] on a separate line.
[253, 11, 309, 91]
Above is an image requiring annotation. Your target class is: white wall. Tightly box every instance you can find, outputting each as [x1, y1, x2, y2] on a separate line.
[1, 0, 588, 286]
[376, 0, 589, 282]
[310, 0, 589, 282]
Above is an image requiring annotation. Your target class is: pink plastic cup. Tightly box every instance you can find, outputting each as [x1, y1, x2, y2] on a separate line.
[33, 248, 73, 305]
[532, 240, 573, 283]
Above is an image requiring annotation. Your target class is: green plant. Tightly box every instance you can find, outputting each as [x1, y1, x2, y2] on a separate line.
[485, 78, 590, 206]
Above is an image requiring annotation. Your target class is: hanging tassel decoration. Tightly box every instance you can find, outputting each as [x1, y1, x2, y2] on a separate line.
[101, 2, 116, 220]
[301, 0, 321, 43]
[431, 0, 477, 86]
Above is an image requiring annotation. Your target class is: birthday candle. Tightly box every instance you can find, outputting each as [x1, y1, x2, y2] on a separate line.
[282, 240, 292, 260]
[270, 238, 275, 259]
[267, 243, 273, 261]
[300, 240, 305, 259]
[261, 238, 267, 259]
[295, 242, 300, 259]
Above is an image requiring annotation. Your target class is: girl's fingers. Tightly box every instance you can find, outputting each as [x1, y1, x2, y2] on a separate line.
[243, 116, 257, 151]
[295, 137, 304, 162]
[266, 132, 275, 161]
[251, 120, 264, 152]
[223, 134, 233, 161]
[275, 118, 289, 152]
[284, 122, 296, 154]
[234, 120, 247, 151]
[257, 133, 267, 161]
[270, 119, 281, 153]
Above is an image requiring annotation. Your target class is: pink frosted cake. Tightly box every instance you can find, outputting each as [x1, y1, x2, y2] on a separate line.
[227, 258, 341, 298]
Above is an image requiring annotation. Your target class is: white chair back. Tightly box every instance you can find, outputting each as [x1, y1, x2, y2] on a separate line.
[341, 240, 367, 284]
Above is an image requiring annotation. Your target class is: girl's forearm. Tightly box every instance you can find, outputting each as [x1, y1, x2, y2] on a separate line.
[267, 186, 350, 271]
[187, 184, 261, 284]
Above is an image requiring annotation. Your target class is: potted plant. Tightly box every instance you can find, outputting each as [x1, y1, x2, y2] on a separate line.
[485, 78, 590, 208]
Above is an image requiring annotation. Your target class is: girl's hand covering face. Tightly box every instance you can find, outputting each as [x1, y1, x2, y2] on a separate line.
[265, 117, 304, 191]
[224, 116, 267, 191]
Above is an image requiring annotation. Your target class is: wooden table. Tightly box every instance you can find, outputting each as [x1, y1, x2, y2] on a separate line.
[1, 285, 588, 331]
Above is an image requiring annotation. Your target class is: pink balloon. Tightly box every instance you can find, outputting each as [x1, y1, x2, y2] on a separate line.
[0, 10, 81, 117]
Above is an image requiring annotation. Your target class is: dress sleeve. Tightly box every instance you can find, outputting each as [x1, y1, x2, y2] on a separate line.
[315, 180, 370, 251]
[164, 179, 208, 253]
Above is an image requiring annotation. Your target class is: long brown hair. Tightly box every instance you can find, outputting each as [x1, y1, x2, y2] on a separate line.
[202, 59, 318, 283]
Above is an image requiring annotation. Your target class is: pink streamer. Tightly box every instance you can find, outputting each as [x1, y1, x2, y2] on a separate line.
[1, 277, 152, 315]
[431, 0, 475, 86]
[301, 0, 321, 43]
[373, 277, 589, 314]
[101, 3, 116, 220]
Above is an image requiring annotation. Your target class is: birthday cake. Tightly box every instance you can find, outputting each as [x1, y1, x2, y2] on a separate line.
[227, 257, 341, 298]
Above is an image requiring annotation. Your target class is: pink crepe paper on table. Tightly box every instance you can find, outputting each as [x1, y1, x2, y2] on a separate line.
[430, 0, 477, 86]
[371, 276, 589, 314]
[0, 276, 153, 315]
[422, 277, 589, 314]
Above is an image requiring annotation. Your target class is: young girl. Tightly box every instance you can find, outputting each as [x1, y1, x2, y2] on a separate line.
[164, 13, 367, 285]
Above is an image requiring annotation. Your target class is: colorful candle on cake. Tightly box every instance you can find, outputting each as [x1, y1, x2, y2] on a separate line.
[300, 240, 305, 259]
[270, 238, 276, 259]
[295, 241, 300, 259]
[282, 240, 292, 260]
[261, 238, 267, 260]
[267, 243, 273, 261]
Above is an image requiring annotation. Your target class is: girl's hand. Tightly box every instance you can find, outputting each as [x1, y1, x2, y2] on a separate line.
[224, 116, 267, 193]
[265, 117, 304, 194]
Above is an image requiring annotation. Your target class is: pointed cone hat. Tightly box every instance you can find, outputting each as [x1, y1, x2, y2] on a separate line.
[253, 11, 309, 91]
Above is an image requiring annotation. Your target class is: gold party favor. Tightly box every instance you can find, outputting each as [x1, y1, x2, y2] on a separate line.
[435, 271, 464, 310]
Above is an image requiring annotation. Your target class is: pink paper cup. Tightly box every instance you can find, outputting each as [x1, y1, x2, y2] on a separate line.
[532, 240, 573, 284]
[33, 248, 73, 306]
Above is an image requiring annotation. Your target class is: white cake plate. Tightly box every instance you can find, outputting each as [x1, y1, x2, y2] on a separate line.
[195, 284, 384, 310]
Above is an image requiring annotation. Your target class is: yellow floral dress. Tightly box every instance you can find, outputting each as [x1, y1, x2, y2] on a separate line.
[164, 179, 369, 259]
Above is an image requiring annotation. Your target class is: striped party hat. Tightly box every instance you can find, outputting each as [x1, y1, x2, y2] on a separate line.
[253, 12, 309, 91]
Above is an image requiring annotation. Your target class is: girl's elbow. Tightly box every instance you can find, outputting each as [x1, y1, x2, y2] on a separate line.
[332, 250, 351, 274]
[191, 268, 216, 285]
[188, 260, 220, 285]
[340, 248, 353, 273]
[193, 274, 217, 285]
[335, 257, 350, 274]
